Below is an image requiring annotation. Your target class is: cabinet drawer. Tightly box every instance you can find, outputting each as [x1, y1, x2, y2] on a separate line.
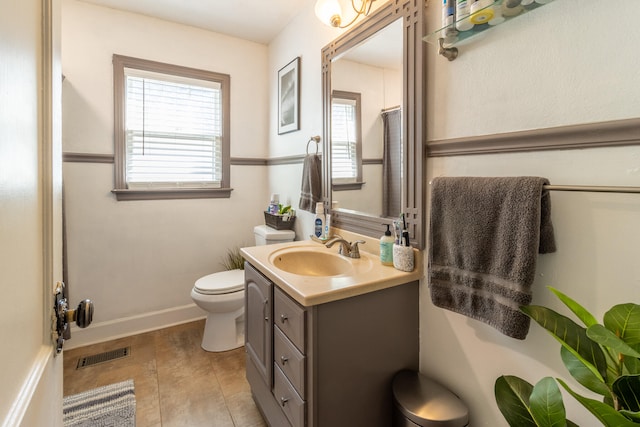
[274, 326, 306, 399]
[274, 365, 306, 427]
[274, 287, 306, 352]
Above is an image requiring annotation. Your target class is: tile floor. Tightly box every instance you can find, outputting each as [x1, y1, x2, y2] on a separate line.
[63, 320, 267, 427]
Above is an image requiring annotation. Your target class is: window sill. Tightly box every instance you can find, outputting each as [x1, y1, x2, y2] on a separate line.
[332, 182, 365, 191]
[112, 187, 233, 201]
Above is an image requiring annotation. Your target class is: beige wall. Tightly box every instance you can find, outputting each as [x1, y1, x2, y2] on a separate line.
[61, 0, 271, 346]
[423, 2, 640, 424]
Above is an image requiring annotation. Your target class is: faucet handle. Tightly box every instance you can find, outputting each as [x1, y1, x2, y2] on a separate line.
[350, 240, 366, 258]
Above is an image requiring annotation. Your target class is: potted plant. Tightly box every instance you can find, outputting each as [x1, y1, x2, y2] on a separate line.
[495, 286, 640, 426]
[221, 247, 245, 271]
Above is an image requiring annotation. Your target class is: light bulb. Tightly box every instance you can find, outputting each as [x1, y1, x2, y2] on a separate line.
[314, 0, 343, 27]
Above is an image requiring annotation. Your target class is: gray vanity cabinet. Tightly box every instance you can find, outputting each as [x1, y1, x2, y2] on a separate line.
[244, 262, 272, 387]
[244, 261, 419, 427]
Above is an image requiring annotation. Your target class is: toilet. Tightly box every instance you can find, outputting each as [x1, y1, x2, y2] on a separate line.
[191, 225, 295, 352]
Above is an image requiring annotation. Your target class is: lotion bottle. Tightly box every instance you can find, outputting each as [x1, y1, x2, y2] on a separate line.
[268, 193, 279, 215]
[380, 224, 394, 266]
[314, 202, 325, 239]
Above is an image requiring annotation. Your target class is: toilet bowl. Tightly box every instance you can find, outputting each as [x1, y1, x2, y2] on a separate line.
[191, 269, 246, 352]
[191, 225, 295, 352]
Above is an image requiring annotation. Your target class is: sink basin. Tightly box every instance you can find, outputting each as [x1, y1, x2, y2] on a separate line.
[269, 249, 353, 277]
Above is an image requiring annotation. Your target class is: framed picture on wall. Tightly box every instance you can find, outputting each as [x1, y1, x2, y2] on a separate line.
[278, 57, 300, 134]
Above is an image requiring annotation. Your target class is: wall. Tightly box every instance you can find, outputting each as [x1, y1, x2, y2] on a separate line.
[422, 0, 640, 425]
[61, 0, 270, 347]
[265, 4, 334, 237]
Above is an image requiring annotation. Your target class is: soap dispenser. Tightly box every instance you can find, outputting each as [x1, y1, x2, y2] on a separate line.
[380, 224, 394, 266]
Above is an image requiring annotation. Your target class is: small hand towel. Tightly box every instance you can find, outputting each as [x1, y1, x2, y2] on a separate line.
[429, 176, 556, 340]
[299, 154, 322, 213]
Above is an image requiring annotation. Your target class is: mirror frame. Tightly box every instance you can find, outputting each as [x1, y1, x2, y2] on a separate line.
[321, 0, 426, 249]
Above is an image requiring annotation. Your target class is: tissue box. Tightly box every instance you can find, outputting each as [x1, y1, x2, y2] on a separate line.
[264, 212, 296, 230]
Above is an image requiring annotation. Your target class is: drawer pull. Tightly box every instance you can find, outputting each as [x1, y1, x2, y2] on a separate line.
[280, 313, 288, 323]
[280, 355, 289, 365]
[280, 396, 289, 407]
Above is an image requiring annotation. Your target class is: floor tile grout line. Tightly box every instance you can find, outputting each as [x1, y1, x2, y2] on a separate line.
[152, 330, 164, 427]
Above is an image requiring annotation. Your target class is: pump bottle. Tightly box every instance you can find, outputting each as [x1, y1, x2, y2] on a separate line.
[380, 224, 394, 266]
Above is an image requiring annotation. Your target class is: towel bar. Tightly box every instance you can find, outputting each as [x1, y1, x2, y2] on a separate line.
[428, 180, 640, 194]
[543, 185, 640, 194]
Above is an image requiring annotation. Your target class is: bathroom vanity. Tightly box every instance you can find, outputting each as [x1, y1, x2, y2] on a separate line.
[241, 240, 421, 427]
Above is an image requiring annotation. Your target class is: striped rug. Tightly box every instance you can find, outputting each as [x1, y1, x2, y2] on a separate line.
[63, 379, 136, 427]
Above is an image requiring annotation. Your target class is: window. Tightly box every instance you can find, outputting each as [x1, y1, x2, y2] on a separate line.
[331, 90, 363, 190]
[112, 55, 231, 200]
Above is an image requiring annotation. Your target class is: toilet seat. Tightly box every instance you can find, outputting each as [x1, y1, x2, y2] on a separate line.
[194, 270, 245, 295]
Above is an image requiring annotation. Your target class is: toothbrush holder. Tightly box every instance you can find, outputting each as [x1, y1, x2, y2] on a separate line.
[393, 244, 414, 272]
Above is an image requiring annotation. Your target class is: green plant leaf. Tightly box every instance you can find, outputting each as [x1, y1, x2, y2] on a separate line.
[604, 304, 640, 345]
[279, 205, 291, 215]
[560, 346, 611, 396]
[588, 324, 640, 358]
[613, 375, 640, 412]
[619, 409, 640, 422]
[522, 305, 608, 381]
[549, 286, 598, 327]
[530, 377, 567, 427]
[558, 378, 638, 427]
[495, 376, 537, 427]
[624, 353, 640, 376]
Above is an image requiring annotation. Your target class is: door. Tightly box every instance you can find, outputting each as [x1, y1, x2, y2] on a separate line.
[0, 0, 64, 425]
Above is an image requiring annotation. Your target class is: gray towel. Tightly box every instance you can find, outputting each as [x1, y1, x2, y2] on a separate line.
[429, 177, 556, 340]
[299, 154, 322, 213]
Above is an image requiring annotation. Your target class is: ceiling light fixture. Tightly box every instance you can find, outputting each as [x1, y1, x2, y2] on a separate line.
[314, 0, 376, 28]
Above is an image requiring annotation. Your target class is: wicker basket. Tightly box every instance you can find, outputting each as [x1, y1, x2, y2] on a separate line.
[264, 211, 296, 230]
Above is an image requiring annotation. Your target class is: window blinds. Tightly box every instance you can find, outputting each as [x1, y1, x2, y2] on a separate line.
[331, 98, 358, 180]
[124, 68, 223, 188]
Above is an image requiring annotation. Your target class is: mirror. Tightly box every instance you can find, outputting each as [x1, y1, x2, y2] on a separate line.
[331, 20, 402, 218]
[321, 0, 426, 249]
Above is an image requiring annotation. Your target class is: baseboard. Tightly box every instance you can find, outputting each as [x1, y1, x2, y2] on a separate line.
[3, 345, 59, 427]
[64, 304, 206, 350]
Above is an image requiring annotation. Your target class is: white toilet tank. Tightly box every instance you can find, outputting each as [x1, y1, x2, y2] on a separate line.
[254, 225, 295, 246]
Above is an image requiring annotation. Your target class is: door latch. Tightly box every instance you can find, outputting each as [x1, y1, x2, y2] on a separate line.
[53, 281, 94, 354]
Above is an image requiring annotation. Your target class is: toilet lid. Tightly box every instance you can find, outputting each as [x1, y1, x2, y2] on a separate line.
[194, 269, 245, 295]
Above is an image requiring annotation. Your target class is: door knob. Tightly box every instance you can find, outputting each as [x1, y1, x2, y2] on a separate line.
[66, 299, 94, 328]
[53, 282, 94, 353]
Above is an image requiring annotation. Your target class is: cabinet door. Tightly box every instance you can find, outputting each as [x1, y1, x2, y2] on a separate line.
[244, 262, 273, 387]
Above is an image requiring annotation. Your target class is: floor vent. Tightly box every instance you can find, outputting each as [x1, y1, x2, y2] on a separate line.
[76, 346, 131, 369]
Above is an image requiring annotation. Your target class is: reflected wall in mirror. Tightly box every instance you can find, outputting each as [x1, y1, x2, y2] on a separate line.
[331, 19, 402, 218]
[321, 0, 426, 249]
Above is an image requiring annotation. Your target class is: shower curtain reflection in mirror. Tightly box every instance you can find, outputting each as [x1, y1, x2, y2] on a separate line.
[382, 107, 401, 218]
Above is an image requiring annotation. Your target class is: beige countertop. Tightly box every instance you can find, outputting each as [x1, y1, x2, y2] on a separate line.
[240, 239, 423, 307]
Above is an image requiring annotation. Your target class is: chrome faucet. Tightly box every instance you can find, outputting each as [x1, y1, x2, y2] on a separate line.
[323, 236, 365, 259]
